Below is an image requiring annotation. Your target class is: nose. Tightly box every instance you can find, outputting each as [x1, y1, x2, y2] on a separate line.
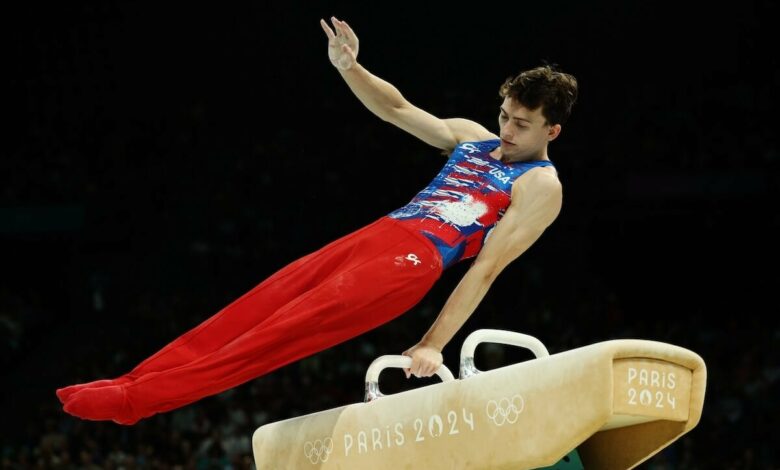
[500, 121, 513, 140]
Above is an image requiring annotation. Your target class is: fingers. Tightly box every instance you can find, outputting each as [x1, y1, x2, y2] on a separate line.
[331, 16, 345, 33]
[340, 20, 357, 40]
[319, 19, 335, 40]
[402, 346, 442, 378]
[321, 17, 356, 49]
[410, 356, 421, 379]
[407, 361, 439, 378]
[331, 16, 353, 42]
[320, 16, 344, 41]
[401, 350, 412, 378]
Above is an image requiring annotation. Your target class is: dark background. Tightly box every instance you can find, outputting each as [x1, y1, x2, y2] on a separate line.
[3, 0, 777, 468]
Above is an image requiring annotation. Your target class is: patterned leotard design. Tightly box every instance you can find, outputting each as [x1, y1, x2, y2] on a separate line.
[388, 139, 555, 269]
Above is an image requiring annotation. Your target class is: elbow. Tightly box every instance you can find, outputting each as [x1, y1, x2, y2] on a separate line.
[470, 260, 499, 283]
[379, 111, 398, 123]
[381, 102, 407, 123]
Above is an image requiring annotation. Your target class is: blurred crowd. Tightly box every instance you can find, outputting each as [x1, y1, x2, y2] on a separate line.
[4, 3, 778, 466]
[3, 97, 778, 468]
[2, 91, 778, 469]
[1, 233, 778, 468]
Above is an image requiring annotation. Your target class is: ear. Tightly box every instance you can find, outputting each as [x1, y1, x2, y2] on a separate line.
[547, 124, 562, 141]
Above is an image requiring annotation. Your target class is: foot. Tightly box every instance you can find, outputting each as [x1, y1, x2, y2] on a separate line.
[62, 384, 134, 423]
[56, 377, 133, 404]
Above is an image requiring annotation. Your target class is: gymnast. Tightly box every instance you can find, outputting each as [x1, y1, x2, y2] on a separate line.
[57, 16, 578, 425]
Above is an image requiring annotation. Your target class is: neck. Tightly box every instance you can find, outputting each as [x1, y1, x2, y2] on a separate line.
[492, 146, 549, 163]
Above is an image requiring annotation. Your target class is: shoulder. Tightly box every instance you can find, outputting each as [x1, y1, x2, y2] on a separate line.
[442, 118, 498, 145]
[513, 166, 562, 194]
[444, 136, 501, 157]
[510, 166, 562, 218]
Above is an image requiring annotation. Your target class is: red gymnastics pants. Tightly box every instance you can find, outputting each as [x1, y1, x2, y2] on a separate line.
[58, 216, 443, 424]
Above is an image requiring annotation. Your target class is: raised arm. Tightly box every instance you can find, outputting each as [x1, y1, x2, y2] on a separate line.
[320, 17, 496, 152]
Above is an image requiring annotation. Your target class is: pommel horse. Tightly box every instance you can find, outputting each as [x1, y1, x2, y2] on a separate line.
[252, 329, 707, 469]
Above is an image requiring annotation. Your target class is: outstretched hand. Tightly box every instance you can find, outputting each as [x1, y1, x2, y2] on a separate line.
[402, 342, 443, 378]
[320, 16, 359, 71]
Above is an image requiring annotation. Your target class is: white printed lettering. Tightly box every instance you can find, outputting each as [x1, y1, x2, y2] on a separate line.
[394, 423, 405, 446]
[344, 434, 353, 457]
[651, 370, 660, 388]
[462, 143, 479, 154]
[357, 431, 367, 454]
[628, 367, 637, 385]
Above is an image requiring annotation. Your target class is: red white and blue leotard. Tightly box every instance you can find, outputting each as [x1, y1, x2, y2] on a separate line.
[389, 139, 556, 269]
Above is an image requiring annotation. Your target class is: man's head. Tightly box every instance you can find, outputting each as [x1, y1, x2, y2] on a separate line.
[497, 65, 578, 161]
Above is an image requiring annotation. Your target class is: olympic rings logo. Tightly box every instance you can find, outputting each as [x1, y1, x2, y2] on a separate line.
[303, 438, 334, 464]
[486, 395, 525, 426]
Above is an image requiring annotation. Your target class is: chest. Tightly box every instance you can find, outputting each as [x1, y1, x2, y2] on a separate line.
[437, 152, 523, 195]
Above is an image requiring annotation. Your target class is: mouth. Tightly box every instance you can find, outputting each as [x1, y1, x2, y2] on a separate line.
[501, 139, 514, 146]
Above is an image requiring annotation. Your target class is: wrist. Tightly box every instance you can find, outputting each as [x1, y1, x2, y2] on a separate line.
[420, 337, 444, 352]
[336, 61, 360, 73]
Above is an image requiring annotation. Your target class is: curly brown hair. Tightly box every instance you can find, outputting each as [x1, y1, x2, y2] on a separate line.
[499, 65, 578, 126]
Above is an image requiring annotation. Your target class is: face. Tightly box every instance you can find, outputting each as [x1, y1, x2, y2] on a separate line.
[498, 97, 561, 161]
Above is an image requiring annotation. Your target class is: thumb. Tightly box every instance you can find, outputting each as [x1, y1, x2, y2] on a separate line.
[342, 44, 355, 57]
[401, 350, 412, 378]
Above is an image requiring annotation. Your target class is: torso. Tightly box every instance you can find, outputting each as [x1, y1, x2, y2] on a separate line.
[387, 139, 557, 269]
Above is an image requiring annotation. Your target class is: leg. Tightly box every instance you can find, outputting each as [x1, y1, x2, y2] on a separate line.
[63, 218, 443, 423]
[57, 217, 391, 403]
